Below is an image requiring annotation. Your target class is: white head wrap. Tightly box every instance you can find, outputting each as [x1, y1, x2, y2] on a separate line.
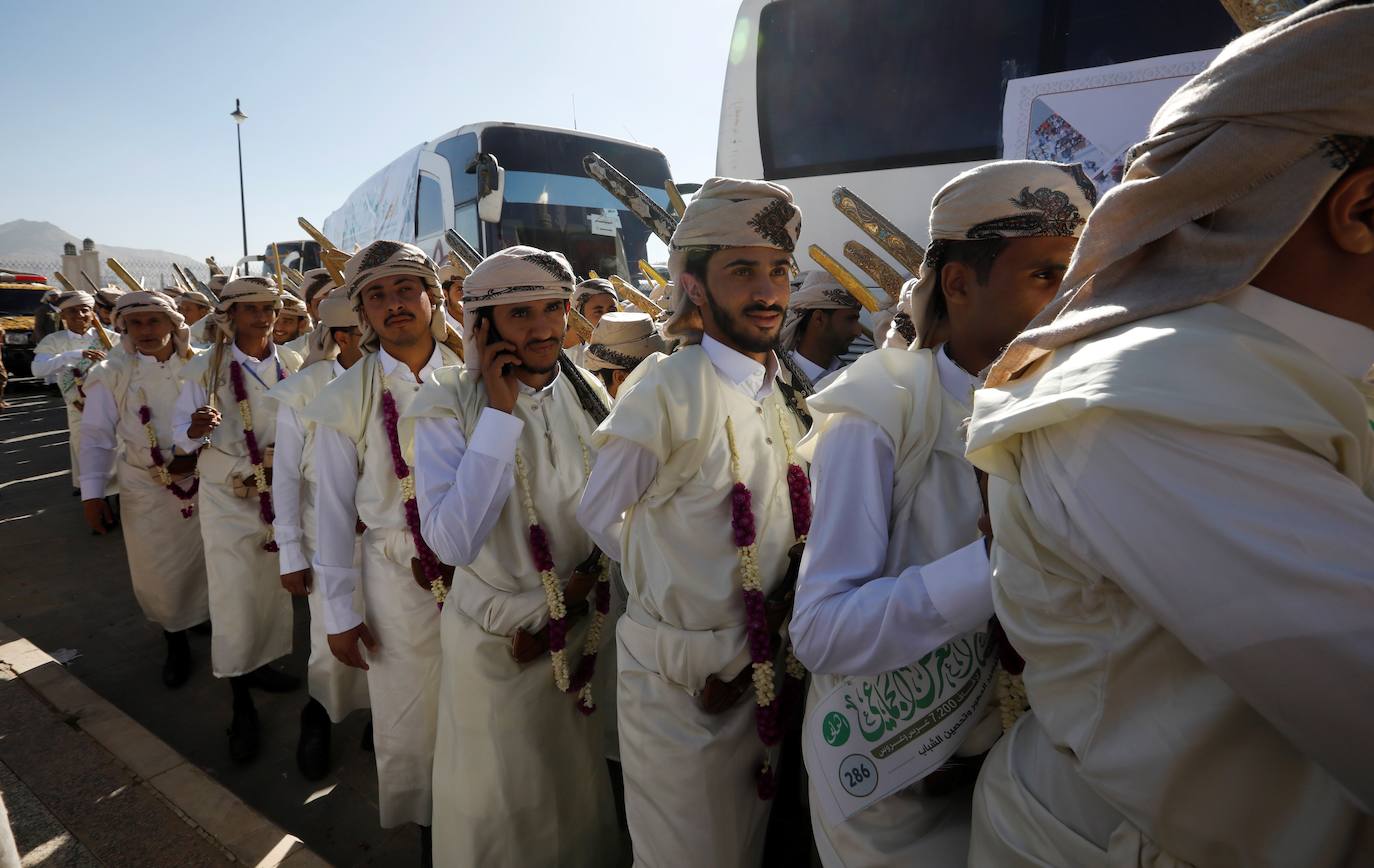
[113, 290, 191, 356]
[202, 276, 283, 341]
[302, 294, 359, 367]
[279, 292, 311, 323]
[584, 311, 667, 372]
[664, 177, 802, 340]
[344, 240, 450, 353]
[299, 268, 336, 307]
[901, 160, 1098, 349]
[573, 278, 618, 313]
[55, 290, 96, 313]
[461, 245, 574, 370]
[94, 286, 125, 309]
[990, 0, 1374, 386]
[779, 269, 860, 350]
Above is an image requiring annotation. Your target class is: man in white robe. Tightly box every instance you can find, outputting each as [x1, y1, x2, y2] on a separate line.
[778, 270, 863, 386]
[268, 294, 371, 782]
[578, 179, 809, 868]
[79, 291, 209, 688]
[304, 241, 463, 860]
[789, 160, 1096, 867]
[966, 4, 1374, 864]
[32, 290, 118, 492]
[172, 276, 304, 765]
[407, 245, 619, 867]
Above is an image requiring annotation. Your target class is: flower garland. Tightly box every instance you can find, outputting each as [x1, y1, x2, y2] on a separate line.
[724, 406, 812, 800]
[514, 444, 611, 714]
[138, 390, 198, 518]
[379, 371, 448, 608]
[228, 359, 282, 552]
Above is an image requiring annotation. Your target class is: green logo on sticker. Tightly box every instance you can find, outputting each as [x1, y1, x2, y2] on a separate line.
[822, 712, 851, 747]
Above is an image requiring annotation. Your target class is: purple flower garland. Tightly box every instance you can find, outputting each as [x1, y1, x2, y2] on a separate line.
[138, 403, 199, 518]
[229, 360, 280, 552]
[380, 384, 447, 608]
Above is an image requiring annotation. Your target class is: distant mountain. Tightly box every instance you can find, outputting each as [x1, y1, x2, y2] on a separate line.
[0, 219, 209, 287]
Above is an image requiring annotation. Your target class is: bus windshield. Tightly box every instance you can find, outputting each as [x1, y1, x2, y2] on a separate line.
[477, 127, 672, 279]
[755, 0, 1239, 179]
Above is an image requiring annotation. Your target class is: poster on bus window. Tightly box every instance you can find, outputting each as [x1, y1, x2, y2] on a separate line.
[1001, 50, 1219, 198]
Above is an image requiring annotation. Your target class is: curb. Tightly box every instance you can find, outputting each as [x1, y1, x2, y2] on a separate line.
[0, 620, 329, 867]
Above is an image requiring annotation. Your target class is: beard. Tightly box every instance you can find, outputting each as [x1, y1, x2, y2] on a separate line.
[699, 284, 783, 354]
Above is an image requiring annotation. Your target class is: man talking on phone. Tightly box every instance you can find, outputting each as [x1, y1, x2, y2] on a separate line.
[406, 245, 619, 867]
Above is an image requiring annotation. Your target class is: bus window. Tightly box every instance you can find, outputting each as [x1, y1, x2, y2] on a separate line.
[416, 174, 445, 238]
[454, 202, 480, 253]
[1054, 2, 1238, 70]
[755, 0, 1239, 180]
[757, 0, 1044, 177]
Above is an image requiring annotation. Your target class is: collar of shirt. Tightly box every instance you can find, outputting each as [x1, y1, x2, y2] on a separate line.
[518, 367, 561, 400]
[1222, 285, 1374, 381]
[702, 333, 777, 400]
[331, 359, 346, 378]
[935, 342, 982, 406]
[790, 350, 827, 385]
[230, 341, 279, 370]
[378, 343, 444, 384]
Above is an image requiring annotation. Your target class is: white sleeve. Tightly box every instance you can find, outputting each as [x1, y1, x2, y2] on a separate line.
[312, 424, 363, 634]
[172, 378, 209, 454]
[77, 383, 119, 501]
[271, 404, 308, 575]
[31, 348, 82, 380]
[576, 437, 660, 561]
[414, 408, 523, 567]
[1026, 413, 1374, 811]
[791, 415, 993, 676]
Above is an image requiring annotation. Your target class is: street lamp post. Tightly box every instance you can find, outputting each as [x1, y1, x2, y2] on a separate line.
[231, 99, 248, 259]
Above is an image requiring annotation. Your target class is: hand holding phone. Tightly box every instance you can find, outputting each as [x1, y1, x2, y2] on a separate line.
[475, 317, 520, 414]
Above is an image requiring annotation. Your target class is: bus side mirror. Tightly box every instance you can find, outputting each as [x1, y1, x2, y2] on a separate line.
[467, 153, 505, 224]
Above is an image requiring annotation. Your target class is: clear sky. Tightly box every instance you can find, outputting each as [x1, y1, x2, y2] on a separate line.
[1, 0, 743, 263]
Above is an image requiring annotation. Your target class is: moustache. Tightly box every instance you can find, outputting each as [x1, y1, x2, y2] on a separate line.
[742, 304, 785, 315]
[385, 313, 416, 326]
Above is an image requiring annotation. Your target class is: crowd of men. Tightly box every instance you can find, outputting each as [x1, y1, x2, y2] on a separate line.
[22, 4, 1374, 865]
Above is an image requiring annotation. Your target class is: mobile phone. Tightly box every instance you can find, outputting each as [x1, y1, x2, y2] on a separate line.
[475, 308, 517, 376]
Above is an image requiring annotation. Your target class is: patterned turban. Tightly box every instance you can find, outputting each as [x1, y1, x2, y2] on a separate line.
[344, 240, 449, 353]
[901, 160, 1097, 349]
[664, 177, 802, 340]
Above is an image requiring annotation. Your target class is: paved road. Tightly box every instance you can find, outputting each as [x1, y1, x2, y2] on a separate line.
[0, 381, 419, 867]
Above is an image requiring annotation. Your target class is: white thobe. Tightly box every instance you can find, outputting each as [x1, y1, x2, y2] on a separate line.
[410, 365, 619, 867]
[790, 344, 1000, 866]
[310, 344, 450, 828]
[578, 335, 804, 868]
[269, 360, 370, 723]
[33, 327, 117, 489]
[78, 350, 208, 632]
[172, 342, 299, 678]
[965, 287, 1374, 867]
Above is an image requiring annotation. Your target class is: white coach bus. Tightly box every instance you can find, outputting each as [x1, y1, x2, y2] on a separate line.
[324, 122, 674, 280]
[716, 0, 1246, 283]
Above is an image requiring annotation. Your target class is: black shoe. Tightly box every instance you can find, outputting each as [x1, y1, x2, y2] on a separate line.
[243, 665, 301, 693]
[189, 620, 212, 636]
[296, 700, 332, 781]
[162, 632, 192, 689]
[360, 720, 374, 753]
[419, 825, 433, 868]
[228, 703, 260, 765]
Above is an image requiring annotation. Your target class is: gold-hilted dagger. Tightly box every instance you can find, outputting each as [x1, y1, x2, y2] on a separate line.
[569, 309, 595, 343]
[832, 186, 926, 276]
[842, 240, 904, 301]
[638, 260, 668, 288]
[609, 275, 664, 318]
[297, 218, 348, 287]
[665, 179, 689, 219]
[806, 245, 883, 313]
